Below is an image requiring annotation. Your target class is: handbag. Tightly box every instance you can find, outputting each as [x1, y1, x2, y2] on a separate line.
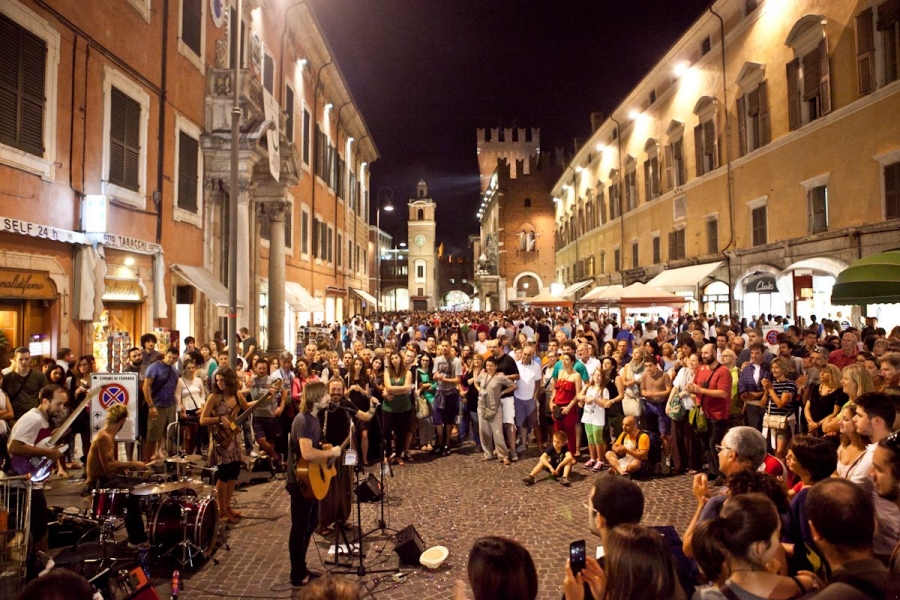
[621, 364, 644, 417]
[762, 383, 796, 431]
[666, 391, 686, 421]
[415, 389, 431, 419]
[688, 406, 708, 432]
[552, 405, 564, 421]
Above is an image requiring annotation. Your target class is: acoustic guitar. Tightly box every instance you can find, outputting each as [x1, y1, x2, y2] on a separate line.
[210, 400, 258, 452]
[294, 434, 352, 500]
[12, 385, 101, 481]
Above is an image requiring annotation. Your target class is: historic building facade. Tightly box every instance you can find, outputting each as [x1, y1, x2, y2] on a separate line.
[554, 0, 900, 323]
[407, 180, 438, 311]
[0, 0, 377, 367]
[475, 128, 562, 311]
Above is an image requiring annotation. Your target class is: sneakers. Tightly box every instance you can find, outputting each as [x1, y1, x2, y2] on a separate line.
[516, 444, 527, 454]
[592, 462, 606, 472]
[522, 475, 535, 486]
[583, 459, 596, 469]
[560, 477, 571, 487]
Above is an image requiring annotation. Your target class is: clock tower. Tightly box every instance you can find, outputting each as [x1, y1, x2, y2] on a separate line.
[408, 179, 437, 310]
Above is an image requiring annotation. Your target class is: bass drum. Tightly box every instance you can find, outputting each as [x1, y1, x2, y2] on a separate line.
[149, 496, 219, 556]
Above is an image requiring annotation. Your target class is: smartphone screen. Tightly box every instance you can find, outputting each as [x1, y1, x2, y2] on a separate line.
[569, 539, 586, 575]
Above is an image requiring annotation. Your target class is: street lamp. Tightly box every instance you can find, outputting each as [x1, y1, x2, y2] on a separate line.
[375, 188, 394, 324]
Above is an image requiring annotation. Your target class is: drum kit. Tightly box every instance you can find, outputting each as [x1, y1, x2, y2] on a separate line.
[70, 455, 223, 571]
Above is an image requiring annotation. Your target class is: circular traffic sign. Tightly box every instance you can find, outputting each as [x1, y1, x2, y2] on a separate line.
[765, 329, 780, 346]
[99, 383, 128, 409]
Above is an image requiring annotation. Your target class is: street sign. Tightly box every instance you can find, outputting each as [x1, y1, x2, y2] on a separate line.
[762, 326, 781, 353]
[90, 372, 140, 442]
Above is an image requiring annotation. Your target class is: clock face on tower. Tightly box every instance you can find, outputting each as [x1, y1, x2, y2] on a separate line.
[414, 235, 426, 247]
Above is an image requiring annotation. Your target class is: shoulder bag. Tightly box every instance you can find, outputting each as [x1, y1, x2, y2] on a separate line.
[621, 363, 643, 417]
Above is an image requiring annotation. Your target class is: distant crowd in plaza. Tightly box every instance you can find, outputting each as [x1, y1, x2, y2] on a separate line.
[3, 307, 900, 598]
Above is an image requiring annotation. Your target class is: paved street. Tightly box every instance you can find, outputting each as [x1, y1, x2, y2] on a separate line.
[177, 445, 698, 600]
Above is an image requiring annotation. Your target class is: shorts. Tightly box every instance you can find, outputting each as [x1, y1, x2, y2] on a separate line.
[500, 396, 516, 425]
[215, 461, 241, 482]
[433, 392, 460, 426]
[618, 454, 649, 474]
[644, 400, 671, 436]
[514, 397, 537, 428]
[252, 415, 281, 441]
[147, 405, 177, 442]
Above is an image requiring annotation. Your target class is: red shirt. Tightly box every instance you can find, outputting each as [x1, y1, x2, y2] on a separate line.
[693, 363, 733, 421]
[828, 348, 857, 368]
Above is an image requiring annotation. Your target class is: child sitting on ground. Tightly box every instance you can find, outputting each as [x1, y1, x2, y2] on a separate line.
[522, 431, 575, 487]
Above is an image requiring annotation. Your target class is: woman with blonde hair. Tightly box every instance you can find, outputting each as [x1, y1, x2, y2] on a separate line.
[761, 357, 798, 459]
[820, 364, 873, 434]
[803, 363, 845, 437]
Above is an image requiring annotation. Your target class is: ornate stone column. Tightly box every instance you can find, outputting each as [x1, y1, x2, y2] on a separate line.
[262, 201, 289, 354]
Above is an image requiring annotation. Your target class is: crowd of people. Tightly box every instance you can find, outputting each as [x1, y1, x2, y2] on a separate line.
[3, 308, 900, 598]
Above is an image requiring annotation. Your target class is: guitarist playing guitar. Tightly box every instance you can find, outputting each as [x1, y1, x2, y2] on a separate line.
[8, 384, 68, 554]
[286, 379, 379, 588]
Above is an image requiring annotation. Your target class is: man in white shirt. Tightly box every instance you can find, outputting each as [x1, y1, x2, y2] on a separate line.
[515, 342, 543, 453]
[576, 343, 601, 378]
[473, 330, 489, 355]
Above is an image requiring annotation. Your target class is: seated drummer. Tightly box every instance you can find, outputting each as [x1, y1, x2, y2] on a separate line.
[85, 404, 148, 546]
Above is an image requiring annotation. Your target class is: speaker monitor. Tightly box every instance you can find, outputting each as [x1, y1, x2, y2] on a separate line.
[393, 524, 425, 566]
[355, 473, 382, 502]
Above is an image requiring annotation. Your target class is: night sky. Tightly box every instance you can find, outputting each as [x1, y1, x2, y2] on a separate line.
[309, 0, 712, 256]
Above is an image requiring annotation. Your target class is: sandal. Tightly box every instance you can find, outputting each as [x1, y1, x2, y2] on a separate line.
[401, 453, 413, 462]
[502, 458, 511, 465]
[229, 509, 244, 518]
[220, 514, 238, 523]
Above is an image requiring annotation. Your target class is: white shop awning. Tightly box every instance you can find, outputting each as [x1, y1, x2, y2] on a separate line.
[171, 264, 242, 315]
[646, 261, 724, 290]
[561, 279, 593, 298]
[349, 287, 378, 309]
[285, 281, 325, 313]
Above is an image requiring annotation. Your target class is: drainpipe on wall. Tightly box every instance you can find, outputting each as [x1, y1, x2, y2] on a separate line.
[608, 115, 625, 288]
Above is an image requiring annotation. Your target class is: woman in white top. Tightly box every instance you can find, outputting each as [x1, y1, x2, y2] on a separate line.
[835, 402, 870, 482]
[175, 358, 206, 454]
[577, 368, 609, 472]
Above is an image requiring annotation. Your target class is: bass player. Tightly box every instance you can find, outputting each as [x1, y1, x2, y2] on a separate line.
[200, 367, 254, 524]
[8, 384, 67, 555]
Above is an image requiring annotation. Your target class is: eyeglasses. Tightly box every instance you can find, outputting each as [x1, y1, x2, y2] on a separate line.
[715, 444, 733, 454]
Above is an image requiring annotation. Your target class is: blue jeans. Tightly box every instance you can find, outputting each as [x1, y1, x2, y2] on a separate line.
[458, 405, 480, 447]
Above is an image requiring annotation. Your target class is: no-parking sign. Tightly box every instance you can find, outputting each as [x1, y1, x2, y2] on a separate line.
[762, 326, 782, 353]
[90, 372, 140, 442]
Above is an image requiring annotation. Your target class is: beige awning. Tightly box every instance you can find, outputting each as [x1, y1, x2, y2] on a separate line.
[577, 285, 623, 304]
[646, 261, 724, 290]
[561, 279, 593, 298]
[349, 287, 378, 309]
[286, 281, 325, 313]
[171, 264, 242, 316]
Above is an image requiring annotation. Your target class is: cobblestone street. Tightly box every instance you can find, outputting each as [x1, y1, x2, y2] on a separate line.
[179, 445, 698, 600]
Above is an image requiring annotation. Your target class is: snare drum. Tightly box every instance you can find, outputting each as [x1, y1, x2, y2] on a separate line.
[90, 488, 131, 520]
[149, 496, 219, 555]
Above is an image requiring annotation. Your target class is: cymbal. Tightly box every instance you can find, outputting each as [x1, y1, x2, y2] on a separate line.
[165, 455, 202, 464]
[131, 481, 188, 496]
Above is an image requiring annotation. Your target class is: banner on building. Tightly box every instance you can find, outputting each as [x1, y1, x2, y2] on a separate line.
[263, 87, 281, 182]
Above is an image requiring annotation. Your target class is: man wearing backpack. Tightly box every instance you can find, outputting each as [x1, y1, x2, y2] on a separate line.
[605, 416, 651, 477]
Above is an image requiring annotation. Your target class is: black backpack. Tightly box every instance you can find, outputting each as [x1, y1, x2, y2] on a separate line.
[640, 430, 663, 467]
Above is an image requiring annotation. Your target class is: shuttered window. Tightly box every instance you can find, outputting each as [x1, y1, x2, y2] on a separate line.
[263, 52, 274, 94]
[177, 131, 199, 213]
[614, 249, 621, 272]
[668, 230, 686, 261]
[652, 237, 661, 264]
[0, 13, 46, 157]
[707, 219, 719, 254]
[886, 162, 900, 220]
[751, 206, 767, 246]
[301, 209, 309, 255]
[181, 0, 202, 56]
[302, 109, 310, 164]
[644, 155, 659, 201]
[737, 82, 770, 156]
[880, 0, 900, 84]
[808, 186, 828, 234]
[624, 170, 637, 212]
[632, 241, 639, 268]
[109, 87, 141, 192]
[284, 85, 294, 143]
[857, 8, 876, 95]
[694, 119, 718, 176]
[337, 232, 343, 267]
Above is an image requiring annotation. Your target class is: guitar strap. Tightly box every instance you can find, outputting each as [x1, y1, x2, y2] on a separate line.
[7, 369, 33, 405]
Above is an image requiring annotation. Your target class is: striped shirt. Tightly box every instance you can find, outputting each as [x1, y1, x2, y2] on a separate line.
[766, 379, 798, 416]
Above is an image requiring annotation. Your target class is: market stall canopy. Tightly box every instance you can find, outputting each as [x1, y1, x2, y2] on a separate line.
[524, 292, 574, 308]
[285, 281, 325, 313]
[610, 282, 687, 306]
[171, 264, 242, 316]
[349, 287, 378, 309]
[831, 250, 900, 305]
[561, 280, 593, 298]
[577, 284, 624, 304]
[646, 261, 724, 290]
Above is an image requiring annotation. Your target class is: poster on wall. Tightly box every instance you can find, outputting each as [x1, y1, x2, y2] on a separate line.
[90, 372, 140, 442]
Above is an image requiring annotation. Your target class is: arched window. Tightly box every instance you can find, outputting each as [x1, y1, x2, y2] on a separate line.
[417, 208, 424, 220]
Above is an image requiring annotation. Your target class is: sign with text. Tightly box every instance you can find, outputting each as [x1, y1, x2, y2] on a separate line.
[745, 275, 777, 294]
[1, 217, 85, 244]
[90, 372, 140, 442]
[0, 268, 56, 299]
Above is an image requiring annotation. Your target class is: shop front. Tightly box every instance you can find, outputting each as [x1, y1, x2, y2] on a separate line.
[776, 258, 852, 326]
[702, 281, 731, 317]
[0, 267, 58, 363]
[735, 269, 786, 320]
[94, 276, 145, 373]
[325, 287, 345, 325]
[646, 261, 726, 316]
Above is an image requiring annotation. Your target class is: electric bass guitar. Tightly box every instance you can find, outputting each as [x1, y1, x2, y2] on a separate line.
[11, 385, 102, 482]
[210, 400, 259, 452]
[294, 434, 352, 500]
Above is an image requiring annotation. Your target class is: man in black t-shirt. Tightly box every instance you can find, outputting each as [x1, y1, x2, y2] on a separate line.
[489, 342, 521, 460]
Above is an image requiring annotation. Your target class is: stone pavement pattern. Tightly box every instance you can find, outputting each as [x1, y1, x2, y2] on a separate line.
[178, 447, 697, 599]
